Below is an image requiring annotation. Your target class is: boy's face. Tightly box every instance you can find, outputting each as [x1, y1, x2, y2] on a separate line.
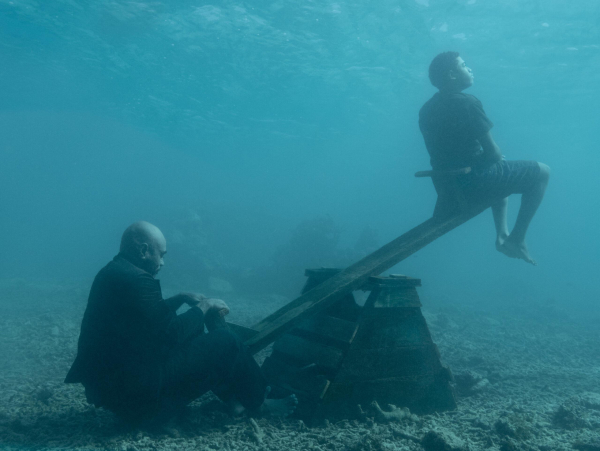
[450, 57, 474, 90]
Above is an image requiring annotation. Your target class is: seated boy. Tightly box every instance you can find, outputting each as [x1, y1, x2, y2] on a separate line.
[419, 51, 550, 265]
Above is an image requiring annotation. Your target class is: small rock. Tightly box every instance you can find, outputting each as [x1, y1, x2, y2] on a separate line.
[495, 418, 516, 438]
[471, 378, 490, 393]
[161, 425, 180, 438]
[294, 419, 308, 431]
[249, 418, 264, 444]
[35, 386, 53, 404]
[483, 436, 495, 448]
[421, 429, 469, 451]
[499, 438, 522, 451]
[554, 396, 592, 430]
[574, 440, 600, 451]
[431, 314, 459, 330]
[370, 401, 418, 423]
[454, 371, 489, 396]
[494, 416, 531, 440]
[580, 392, 600, 411]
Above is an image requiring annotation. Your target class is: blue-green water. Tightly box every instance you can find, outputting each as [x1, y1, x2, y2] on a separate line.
[1, 0, 599, 309]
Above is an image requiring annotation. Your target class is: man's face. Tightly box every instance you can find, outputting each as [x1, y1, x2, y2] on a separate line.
[451, 57, 474, 90]
[141, 234, 167, 276]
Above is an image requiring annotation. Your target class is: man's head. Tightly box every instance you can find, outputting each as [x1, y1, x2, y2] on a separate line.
[428, 51, 474, 92]
[120, 221, 167, 276]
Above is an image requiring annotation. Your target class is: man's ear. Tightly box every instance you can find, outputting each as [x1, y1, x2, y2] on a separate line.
[139, 243, 149, 259]
[447, 69, 457, 81]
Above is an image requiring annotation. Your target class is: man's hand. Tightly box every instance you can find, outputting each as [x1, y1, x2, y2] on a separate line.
[180, 292, 230, 316]
[202, 298, 230, 317]
[179, 292, 207, 307]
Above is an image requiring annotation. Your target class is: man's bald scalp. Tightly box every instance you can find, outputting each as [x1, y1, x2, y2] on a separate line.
[120, 221, 164, 257]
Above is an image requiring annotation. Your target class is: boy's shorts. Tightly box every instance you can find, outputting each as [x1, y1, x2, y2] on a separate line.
[460, 159, 542, 203]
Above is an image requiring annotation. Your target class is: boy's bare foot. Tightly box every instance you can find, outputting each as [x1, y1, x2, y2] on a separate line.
[261, 387, 298, 417]
[498, 239, 537, 266]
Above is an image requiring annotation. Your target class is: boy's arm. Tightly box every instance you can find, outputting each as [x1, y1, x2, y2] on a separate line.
[479, 131, 503, 164]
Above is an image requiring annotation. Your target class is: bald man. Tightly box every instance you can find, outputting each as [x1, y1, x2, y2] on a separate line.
[66, 221, 296, 426]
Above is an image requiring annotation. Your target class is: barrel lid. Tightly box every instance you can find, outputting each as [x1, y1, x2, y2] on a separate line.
[367, 275, 422, 287]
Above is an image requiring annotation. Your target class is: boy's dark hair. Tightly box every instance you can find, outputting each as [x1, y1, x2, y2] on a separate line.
[428, 51, 460, 89]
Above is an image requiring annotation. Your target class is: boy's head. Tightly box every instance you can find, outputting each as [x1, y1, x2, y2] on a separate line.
[428, 51, 473, 91]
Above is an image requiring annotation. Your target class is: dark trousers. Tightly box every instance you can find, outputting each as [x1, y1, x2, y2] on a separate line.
[157, 328, 267, 420]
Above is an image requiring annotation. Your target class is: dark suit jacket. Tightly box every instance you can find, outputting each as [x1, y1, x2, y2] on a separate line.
[65, 254, 204, 413]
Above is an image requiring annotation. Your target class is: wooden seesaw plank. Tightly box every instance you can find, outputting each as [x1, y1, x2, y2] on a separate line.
[234, 203, 490, 355]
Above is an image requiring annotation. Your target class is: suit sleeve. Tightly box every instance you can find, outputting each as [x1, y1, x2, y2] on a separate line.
[129, 274, 205, 347]
[164, 295, 186, 312]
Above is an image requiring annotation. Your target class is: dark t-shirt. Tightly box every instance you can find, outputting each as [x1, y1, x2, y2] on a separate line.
[419, 92, 493, 171]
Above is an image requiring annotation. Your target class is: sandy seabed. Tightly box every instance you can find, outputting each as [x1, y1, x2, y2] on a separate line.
[1, 278, 599, 451]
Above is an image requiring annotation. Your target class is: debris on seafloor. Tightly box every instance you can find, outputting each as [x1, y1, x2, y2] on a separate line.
[369, 401, 419, 423]
[574, 437, 600, 451]
[355, 401, 421, 444]
[1, 281, 599, 451]
[494, 414, 532, 441]
[344, 434, 386, 451]
[34, 386, 54, 405]
[421, 429, 469, 451]
[249, 418, 264, 444]
[554, 392, 600, 430]
[453, 370, 490, 396]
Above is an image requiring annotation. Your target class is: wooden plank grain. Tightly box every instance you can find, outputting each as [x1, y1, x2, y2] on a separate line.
[245, 205, 490, 354]
[370, 287, 422, 308]
[334, 346, 438, 382]
[291, 315, 359, 348]
[350, 312, 432, 350]
[226, 322, 259, 341]
[272, 334, 345, 372]
[367, 276, 422, 287]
